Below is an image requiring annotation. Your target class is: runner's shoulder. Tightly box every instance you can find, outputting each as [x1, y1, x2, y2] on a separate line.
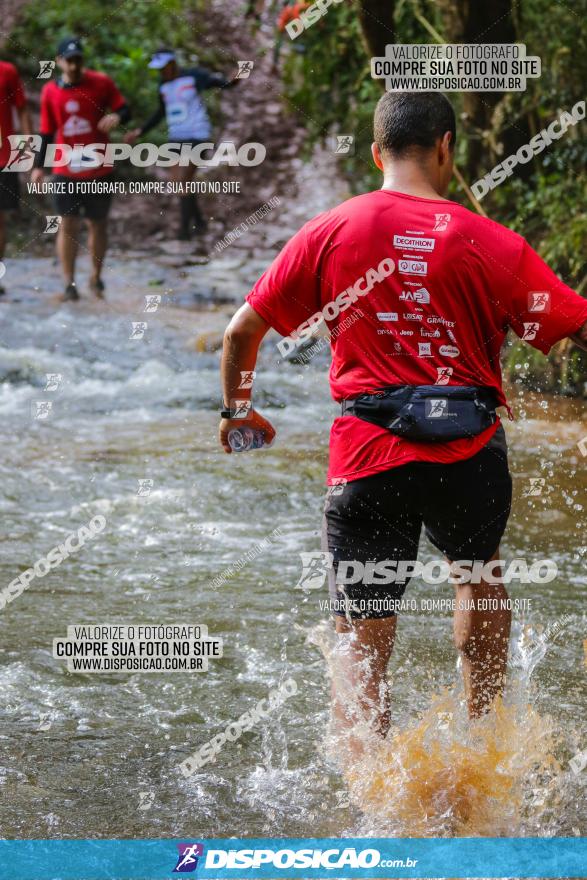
[449, 202, 526, 261]
[180, 67, 210, 84]
[183, 66, 229, 89]
[0, 60, 19, 77]
[40, 78, 60, 99]
[299, 193, 373, 241]
[83, 68, 117, 89]
[297, 192, 526, 265]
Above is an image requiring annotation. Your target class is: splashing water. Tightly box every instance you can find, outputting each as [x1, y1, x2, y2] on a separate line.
[309, 621, 564, 837]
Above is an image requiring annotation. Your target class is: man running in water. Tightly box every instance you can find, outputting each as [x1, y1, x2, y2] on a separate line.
[219, 93, 587, 736]
[125, 49, 238, 240]
[31, 37, 130, 301]
[0, 60, 32, 295]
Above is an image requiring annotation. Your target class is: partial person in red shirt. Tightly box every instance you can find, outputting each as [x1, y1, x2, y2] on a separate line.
[277, 1, 309, 30]
[219, 93, 587, 738]
[30, 37, 131, 302]
[0, 60, 32, 295]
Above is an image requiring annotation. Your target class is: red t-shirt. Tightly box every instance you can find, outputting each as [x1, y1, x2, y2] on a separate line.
[39, 69, 126, 179]
[247, 190, 587, 484]
[0, 61, 26, 168]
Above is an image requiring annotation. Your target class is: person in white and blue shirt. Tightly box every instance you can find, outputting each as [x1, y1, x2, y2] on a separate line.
[127, 49, 238, 239]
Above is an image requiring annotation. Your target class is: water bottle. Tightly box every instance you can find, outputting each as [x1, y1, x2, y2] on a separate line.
[228, 427, 266, 453]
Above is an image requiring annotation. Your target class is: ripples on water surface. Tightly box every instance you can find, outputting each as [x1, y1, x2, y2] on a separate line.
[0, 292, 585, 841]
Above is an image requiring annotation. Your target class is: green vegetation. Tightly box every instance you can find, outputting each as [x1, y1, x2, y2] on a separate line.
[282, 0, 587, 392]
[5, 0, 587, 391]
[7, 0, 217, 129]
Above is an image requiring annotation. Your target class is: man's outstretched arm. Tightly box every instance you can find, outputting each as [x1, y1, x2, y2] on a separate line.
[219, 303, 274, 453]
[570, 319, 587, 352]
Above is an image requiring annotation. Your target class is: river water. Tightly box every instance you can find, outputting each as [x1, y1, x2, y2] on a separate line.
[0, 253, 585, 843]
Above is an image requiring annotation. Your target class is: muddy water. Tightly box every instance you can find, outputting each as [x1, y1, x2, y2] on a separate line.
[0, 261, 585, 840]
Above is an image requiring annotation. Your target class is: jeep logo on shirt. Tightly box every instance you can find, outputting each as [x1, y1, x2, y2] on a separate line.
[439, 344, 460, 357]
[393, 235, 435, 251]
[399, 259, 427, 275]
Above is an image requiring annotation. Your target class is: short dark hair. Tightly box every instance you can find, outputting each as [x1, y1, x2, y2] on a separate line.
[374, 92, 456, 158]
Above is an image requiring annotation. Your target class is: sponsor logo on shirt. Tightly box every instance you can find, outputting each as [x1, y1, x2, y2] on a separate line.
[399, 259, 427, 275]
[420, 328, 440, 338]
[65, 100, 80, 113]
[418, 342, 432, 357]
[377, 329, 395, 335]
[399, 329, 414, 336]
[403, 313, 423, 321]
[428, 316, 455, 327]
[435, 366, 453, 385]
[393, 235, 436, 251]
[169, 102, 190, 124]
[376, 312, 398, 321]
[522, 322, 540, 340]
[528, 291, 550, 313]
[399, 286, 430, 303]
[63, 115, 92, 137]
[447, 329, 457, 343]
[385, 341, 405, 355]
[439, 344, 460, 357]
[433, 213, 451, 231]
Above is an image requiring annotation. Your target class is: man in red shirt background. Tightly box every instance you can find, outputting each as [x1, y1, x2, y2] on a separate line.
[0, 60, 32, 295]
[219, 93, 587, 740]
[31, 37, 130, 301]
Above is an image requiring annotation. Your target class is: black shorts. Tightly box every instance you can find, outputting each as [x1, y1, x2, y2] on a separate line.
[323, 427, 512, 619]
[52, 175, 113, 220]
[0, 173, 20, 211]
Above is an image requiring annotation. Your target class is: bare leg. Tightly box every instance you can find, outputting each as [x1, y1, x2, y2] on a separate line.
[333, 615, 396, 739]
[0, 211, 6, 261]
[57, 215, 80, 286]
[87, 219, 107, 290]
[452, 550, 511, 718]
[0, 212, 5, 293]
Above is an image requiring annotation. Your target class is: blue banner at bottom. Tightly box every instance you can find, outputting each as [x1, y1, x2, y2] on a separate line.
[0, 837, 585, 879]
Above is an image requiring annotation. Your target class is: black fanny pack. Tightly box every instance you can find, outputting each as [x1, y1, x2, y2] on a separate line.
[341, 385, 498, 442]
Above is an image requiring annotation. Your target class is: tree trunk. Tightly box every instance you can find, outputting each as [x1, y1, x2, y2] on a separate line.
[435, 0, 530, 180]
[356, 0, 396, 60]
